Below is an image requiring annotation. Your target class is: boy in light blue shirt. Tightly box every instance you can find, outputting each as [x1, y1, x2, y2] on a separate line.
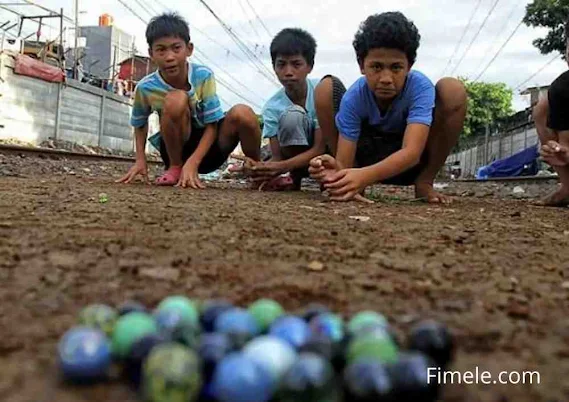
[249, 28, 329, 191]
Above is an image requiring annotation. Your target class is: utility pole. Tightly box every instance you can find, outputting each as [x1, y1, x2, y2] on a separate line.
[130, 40, 135, 92]
[111, 45, 117, 80]
[59, 8, 63, 69]
[73, 0, 78, 79]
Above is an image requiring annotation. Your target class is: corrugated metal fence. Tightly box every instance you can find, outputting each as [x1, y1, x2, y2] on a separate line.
[0, 52, 159, 153]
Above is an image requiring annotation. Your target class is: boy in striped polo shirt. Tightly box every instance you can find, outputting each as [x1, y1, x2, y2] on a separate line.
[118, 12, 261, 188]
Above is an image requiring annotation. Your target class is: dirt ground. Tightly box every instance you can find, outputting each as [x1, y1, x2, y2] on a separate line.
[1, 151, 569, 402]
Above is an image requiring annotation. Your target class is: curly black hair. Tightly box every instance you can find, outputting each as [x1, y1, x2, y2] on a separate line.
[270, 28, 317, 67]
[353, 12, 421, 66]
[146, 13, 190, 48]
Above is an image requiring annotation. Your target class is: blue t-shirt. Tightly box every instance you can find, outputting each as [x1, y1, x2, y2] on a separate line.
[335, 70, 435, 141]
[262, 78, 320, 139]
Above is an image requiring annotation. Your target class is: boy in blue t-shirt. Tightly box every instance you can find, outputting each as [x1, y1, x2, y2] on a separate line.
[309, 12, 467, 203]
[117, 13, 261, 188]
[247, 28, 327, 191]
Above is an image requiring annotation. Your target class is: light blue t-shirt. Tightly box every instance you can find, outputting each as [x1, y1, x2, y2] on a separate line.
[336, 70, 435, 141]
[262, 78, 320, 139]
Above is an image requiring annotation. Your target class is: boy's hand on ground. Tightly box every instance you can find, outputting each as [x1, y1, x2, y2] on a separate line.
[323, 168, 369, 202]
[116, 160, 149, 184]
[177, 159, 205, 189]
[541, 140, 569, 166]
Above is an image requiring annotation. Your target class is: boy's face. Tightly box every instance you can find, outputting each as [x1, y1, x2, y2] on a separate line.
[149, 36, 193, 80]
[360, 48, 410, 103]
[274, 55, 313, 93]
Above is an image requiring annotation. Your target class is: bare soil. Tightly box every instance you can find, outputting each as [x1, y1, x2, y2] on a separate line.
[1, 152, 568, 402]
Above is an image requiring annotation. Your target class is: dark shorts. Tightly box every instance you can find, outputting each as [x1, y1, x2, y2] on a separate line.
[323, 75, 427, 186]
[547, 70, 569, 131]
[158, 118, 232, 174]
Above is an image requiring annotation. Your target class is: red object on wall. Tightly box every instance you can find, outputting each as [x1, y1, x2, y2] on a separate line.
[14, 54, 65, 83]
[118, 57, 156, 82]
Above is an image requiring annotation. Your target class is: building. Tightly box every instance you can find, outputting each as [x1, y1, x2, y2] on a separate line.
[79, 21, 134, 80]
[118, 56, 156, 82]
[520, 85, 550, 107]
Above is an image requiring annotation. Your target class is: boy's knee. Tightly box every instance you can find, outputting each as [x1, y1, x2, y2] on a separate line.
[226, 104, 257, 128]
[163, 90, 189, 119]
[436, 77, 467, 113]
[277, 105, 311, 147]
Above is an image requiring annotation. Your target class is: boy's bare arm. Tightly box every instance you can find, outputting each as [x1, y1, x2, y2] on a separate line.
[189, 123, 217, 165]
[359, 123, 428, 184]
[269, 137, 283, 161]
[117, 125, 149, 184]
[336, 135, 358, 170]
[134, 126, 149, 161]
[274, 128, 326, 171]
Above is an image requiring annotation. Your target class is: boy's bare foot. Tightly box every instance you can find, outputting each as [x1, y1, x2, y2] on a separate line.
[415, 182, 453, 204]
[534, 185, 569, 207]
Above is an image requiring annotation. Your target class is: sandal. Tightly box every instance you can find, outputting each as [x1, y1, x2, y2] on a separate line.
[155, 166, 182, 186]
[258, 174, 296, 191]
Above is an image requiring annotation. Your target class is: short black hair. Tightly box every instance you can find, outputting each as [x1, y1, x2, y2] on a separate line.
[270, 28, 317, 67]
[353, 12, 421, 65]
[146, 12, 190, 48]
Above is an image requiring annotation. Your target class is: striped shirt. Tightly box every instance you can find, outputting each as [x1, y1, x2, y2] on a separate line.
[130, 61, 224, 130]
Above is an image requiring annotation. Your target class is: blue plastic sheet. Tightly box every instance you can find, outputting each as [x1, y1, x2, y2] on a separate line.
[476, 145, 539, 179]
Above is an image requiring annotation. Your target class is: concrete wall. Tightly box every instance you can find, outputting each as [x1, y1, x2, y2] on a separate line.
[447, 125, 538, 178]
[0, 51, 157, 153]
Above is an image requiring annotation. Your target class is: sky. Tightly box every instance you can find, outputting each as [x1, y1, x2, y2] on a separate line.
[1, 0, 568, 113]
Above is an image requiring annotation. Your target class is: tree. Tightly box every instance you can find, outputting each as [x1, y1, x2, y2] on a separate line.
[523, 0, 569, 58]
[460, 78, 514, 138]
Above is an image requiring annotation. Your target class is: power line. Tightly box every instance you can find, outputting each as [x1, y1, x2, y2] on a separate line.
[114, 0, 265, 108]
[440, 0, 483, 77]
[514, 53, 562, 91]
[235, 0, 261, 40]
[151, 0, 249, 65]
[139, 0, 267, 104]
[450, 0, 502, 76]
[116, 0, 149, 26]
[468, 0, 520, 78]
[472, 19, 524, 82]
[195, 0, 278, 86]
[132, 0, 161, 17]
[214, 73, 262, 109]
[243, 0, 271, 38]
[195, 48, 266, 104]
